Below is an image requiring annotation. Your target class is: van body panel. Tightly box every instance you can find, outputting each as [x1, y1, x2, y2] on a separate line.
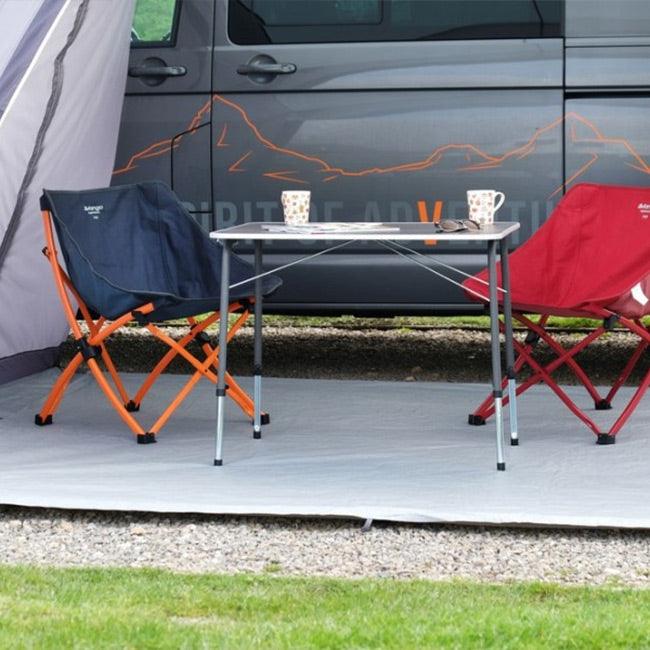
[113, 0, 650, 313]
[233, 251, 490, 313]
[116, 0, 214, 221]
[214, 40, 563, 91]
[210, 89, 563, 244]
[565, 0, 650, 38]
[565, 97, 650, 188]
[566, 47, 650, 87]
[210, 86, 562, 308]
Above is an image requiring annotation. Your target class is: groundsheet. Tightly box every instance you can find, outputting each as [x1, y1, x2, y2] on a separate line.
[0, 370, 648, 528]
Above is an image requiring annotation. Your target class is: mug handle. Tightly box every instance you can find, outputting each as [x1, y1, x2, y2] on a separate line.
[494, 192, 505, 213]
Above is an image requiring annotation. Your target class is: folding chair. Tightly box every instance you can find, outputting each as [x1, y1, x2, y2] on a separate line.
[463, 183, 650, 444]
[35, 181, 282, 443]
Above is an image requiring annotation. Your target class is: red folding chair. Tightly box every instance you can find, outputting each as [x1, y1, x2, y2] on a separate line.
[464, 183, 650, 444]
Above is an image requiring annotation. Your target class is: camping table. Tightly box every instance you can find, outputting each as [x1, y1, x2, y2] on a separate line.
[210, 222, 520, 471]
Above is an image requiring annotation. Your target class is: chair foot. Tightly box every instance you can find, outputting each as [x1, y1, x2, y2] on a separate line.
[253, 430, 262, 440]
[510, 437, 519, 446]
[213, 458, 223, 466]
[596, 433, 616, 445]
[497, 462, 506, 471]
[595, 399, 612, 411]
[468, 413, 486, 426]
[34, 414, 53, 426]
[136, 432, 157, 444]
[125, 400, 140, 412]
[261, 413, 270, 425]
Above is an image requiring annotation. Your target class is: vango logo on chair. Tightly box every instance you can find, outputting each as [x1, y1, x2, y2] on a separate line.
[637, 203, 650, 219]
[83, 205, 104, 219]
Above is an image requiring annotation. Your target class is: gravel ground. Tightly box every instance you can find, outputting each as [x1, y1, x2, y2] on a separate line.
[0, 508, 648, 586]
[5, 325, 648, 585]
[62, 324, 648, 385]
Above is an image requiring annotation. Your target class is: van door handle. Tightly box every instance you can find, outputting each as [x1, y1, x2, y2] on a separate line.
[129, 64, 187, 78]
[237, 62, 296, 75]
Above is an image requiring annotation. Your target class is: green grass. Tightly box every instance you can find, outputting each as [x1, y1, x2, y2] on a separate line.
[0, 566, 648, 648]
[244, 314, 606, 330]
[169, 314, 618, 331]
[132, 0, 176, 42]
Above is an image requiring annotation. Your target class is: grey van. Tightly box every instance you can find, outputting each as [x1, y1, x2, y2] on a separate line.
[116, 0, 650, 314]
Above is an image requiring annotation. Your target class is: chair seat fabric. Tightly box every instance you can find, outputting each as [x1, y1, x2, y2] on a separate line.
[42, 182, 281, 320]
[463, 183, 650, 318]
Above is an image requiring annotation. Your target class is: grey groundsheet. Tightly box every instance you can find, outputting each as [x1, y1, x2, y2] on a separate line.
[0, 370, 649, 528]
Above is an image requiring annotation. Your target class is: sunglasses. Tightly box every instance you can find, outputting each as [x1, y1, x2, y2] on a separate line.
[437, 219, 481, 233]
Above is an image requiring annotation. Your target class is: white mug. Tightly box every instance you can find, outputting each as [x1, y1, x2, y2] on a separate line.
[467, 189, 505, 226]
[281, 190, 311, 225]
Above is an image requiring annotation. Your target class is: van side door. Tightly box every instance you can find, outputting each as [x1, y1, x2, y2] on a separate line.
[113, 0, 215, 229]
[565, 0, 650, 193]
[211, 0, 564, 313]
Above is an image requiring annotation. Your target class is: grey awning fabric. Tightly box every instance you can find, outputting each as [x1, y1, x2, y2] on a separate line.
[0, 0, 134, 385]
[0, 0, 64, 118]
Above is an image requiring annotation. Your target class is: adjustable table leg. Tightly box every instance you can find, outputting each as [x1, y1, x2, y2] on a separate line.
[500, 238, 519, 446]
[253, 240, 263, 439]
[214, 241, 231, 466]
[488, 240, 506, 471]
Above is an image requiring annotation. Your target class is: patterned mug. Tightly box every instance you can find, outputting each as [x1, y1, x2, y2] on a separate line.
[281, 190, 311, 225]
[467, 189, 505, 226]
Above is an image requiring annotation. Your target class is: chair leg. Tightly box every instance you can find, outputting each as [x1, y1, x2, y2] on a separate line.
[130, 312, 222, 409]
[141, 315, 263, 424]
[604, 337, 648, 407]
[98, 342, 132, 408]
[473, 330, 603, 436]
[516, 314, 607, 406]
[85, 358, 151, 442]
[35, 352, 84, 425]
[148, 371, 204, 435]
[470, 335, 530, 424]
[131, 345, 180, 410]
[145, 344, 267, 436]
[471, 316, 607, 425]
[603, 366, 650, 441]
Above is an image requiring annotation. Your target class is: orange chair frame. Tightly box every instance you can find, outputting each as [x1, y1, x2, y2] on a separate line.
[36, 209, 264, 443]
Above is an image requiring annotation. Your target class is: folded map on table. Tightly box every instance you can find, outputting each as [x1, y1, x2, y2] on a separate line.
[261, 223, 401, 234]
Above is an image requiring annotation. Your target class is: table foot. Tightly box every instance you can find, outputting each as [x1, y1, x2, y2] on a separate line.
[510, 437, 519, 446]
[497, 462, 506, 471]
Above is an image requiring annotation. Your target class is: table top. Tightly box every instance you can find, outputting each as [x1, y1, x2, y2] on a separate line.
[210, 221, 520, 242]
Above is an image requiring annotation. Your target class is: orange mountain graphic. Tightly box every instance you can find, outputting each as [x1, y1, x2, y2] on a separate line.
[113, 94, 650, 198]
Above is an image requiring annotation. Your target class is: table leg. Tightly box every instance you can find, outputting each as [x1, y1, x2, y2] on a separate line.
[253, 240, 263, 440]
[214, 240, 231, 466]
[500, 238, 518, 446]
[488, 240, 506, 471]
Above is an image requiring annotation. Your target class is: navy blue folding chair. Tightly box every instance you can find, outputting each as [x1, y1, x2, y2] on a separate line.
[36, 181, 281, 443]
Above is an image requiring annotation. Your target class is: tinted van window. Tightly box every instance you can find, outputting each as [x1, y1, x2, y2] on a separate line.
[229, 0, 562, 44]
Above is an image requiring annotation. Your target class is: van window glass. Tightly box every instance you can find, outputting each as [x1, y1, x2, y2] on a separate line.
[131, 0, 179, 46]
[229, 0, 563, 44]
